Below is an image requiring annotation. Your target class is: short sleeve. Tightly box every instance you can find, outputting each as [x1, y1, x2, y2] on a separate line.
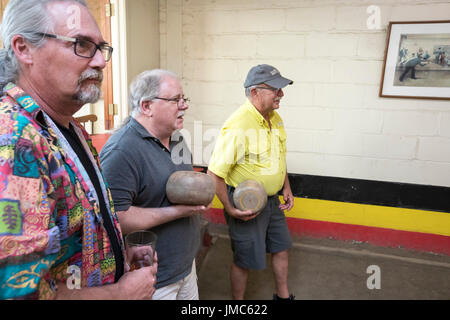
[100, 148, 139, 212]
[207, 127, 244, 179]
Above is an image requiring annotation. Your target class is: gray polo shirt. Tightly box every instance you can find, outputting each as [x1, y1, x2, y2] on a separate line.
[99, 117, 200, 289]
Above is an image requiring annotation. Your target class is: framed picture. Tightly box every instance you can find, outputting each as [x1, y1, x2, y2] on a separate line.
[379, 20, 450, 100]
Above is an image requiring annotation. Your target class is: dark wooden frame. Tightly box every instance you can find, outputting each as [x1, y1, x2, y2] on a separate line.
[379, 20, 450, 101]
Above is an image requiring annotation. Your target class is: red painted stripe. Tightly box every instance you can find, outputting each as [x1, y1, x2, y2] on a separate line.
[204, 209, 450, 255]
[286, 217, 450, 255]
[204, 208, 226, 224]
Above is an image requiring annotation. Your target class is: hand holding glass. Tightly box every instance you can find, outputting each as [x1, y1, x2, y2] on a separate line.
[125, 231, 157, 270]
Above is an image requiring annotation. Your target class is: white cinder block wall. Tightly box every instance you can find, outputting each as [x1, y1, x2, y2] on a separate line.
[159, 0, 450, 187]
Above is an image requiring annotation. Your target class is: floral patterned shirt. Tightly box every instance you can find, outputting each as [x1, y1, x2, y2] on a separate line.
[0, 83, 124, 299]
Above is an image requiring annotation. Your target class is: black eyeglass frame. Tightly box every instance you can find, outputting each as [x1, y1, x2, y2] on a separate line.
[153, 96, 190, 106]
[37, 32, 113, 62]
[253, 86, 282, 95]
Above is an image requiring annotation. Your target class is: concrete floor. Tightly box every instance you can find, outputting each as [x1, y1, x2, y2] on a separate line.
[196, 223, 450, 300]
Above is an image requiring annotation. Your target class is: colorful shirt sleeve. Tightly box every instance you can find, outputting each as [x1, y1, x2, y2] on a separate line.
[0, 114, 59, 300]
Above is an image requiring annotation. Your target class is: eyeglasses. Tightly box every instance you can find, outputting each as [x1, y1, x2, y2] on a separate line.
[153, 95, 190, 107]
[254, 86, 282, 95]
[37, 32, 113, 62]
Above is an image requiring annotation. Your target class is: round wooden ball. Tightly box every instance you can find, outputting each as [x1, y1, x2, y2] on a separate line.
[233, 180, 267, 213]
[166, 171, 216, 206]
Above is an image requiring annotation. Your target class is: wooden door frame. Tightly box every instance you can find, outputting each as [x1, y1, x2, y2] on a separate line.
[98, 0, 115, 130]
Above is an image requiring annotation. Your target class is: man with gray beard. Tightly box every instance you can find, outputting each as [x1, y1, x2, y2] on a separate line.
[75, 68, 104, 103]
[0, 0, 157, 300]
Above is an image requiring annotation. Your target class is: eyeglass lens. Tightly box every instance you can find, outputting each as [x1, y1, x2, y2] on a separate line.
[75, 39, 112, 61]
[178, 96, 189, 106]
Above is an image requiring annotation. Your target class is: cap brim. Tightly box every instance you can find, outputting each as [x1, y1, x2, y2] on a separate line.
[265, 76, 294, 89]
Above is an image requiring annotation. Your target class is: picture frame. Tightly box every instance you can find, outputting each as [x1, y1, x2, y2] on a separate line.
[379, 20, 450, 100]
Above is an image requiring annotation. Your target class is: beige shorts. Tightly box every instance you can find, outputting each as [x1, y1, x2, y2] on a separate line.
[152, 260, 198, 300]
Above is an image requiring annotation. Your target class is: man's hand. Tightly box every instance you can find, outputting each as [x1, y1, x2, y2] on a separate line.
[227, 206, 259, 221]
[55, 254, 158, 300]
[174, 204, 209, 218]
[119, 253, 158, 300]
[279, 188, 294, 212]
[206, 170, 258, 221]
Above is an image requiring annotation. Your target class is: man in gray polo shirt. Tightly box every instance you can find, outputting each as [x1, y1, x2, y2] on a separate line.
[100, 69, 208, 300]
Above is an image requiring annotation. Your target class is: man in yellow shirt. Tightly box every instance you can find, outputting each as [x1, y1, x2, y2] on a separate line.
[208, 64, 295, 300]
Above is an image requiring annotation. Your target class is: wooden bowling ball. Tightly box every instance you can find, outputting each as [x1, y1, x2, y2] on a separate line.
[233, 180, 267, 213]
[166, 171, 216, 206]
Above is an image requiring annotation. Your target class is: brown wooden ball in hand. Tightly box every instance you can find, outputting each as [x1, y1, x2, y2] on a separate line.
[233, 180, 268, 214]
[166, 171, 216, 206]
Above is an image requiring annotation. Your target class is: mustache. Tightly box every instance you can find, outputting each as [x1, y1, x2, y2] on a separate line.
[78, 69, 103, 84]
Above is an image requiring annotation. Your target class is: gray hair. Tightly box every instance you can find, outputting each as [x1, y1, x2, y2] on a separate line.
[129, 69, 178, 118]
[245, 85, 257, 98]
[0, 0, 87, 93]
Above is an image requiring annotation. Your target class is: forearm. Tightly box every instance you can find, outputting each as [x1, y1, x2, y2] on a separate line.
[117, 203, 208, 235]
[283, 172, 291, 191]
[280, 171, 294, 211]
[55, 281, 120, 300]
[117, 206, 184, 235]
[207, 170, 234, 212]
[55, 264, 157, 300]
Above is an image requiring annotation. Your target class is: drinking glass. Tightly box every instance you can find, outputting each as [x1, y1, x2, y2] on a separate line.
[125, 230, 157, 270]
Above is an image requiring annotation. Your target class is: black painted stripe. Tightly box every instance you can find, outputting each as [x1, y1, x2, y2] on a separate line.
[288, 173, 450, 213]
[196, 166, 450, 213]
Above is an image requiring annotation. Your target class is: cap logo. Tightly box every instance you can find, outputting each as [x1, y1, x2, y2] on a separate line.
[270, 69, 279, 76]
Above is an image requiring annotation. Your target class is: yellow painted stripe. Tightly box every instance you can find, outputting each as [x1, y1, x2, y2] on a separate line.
[211, 196, 450, 237]
[211, 196, 225, 209]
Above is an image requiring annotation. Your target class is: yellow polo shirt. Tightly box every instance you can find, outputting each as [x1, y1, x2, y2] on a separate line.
[208, 99, 287, 196]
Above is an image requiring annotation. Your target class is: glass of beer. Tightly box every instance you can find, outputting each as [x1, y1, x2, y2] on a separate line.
[125, 230, 157, 270]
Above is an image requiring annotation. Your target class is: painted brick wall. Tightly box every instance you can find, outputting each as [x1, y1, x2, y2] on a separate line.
[160, 0, 450, 187]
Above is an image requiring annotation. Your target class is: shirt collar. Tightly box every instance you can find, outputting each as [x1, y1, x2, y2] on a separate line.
[5, 82, 47, 129]
[128, 116, 153, 139]
[128, 117, 179, 152]
[243, 99, 275, 127]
